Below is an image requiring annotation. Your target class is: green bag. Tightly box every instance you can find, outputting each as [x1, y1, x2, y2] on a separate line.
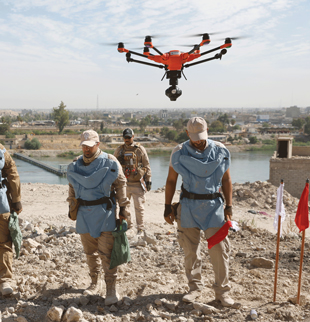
[8, 212, 22, 259]
[109, 221, 131, 269]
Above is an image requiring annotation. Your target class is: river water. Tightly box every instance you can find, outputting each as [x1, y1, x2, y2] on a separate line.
[13, 150, 274, 190]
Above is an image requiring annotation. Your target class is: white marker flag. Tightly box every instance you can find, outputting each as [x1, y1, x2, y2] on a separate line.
[273, 182, 286, 237]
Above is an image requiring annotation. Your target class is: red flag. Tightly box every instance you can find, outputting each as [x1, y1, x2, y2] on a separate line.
[295, 182, 309, 232]
[207, 221, 232, 249]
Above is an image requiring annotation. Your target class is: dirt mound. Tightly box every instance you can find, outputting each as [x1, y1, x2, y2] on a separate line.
[1, 182, 309, 321]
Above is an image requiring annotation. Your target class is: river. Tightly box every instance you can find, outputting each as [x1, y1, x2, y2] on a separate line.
[13, 150, 274, 190]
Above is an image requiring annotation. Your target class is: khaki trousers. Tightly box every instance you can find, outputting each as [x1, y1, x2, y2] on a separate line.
[126, 183, 146, 230]
[80, 231, 117, 279]
[176, 206, 230, 296]
[0, 212, 13, 284]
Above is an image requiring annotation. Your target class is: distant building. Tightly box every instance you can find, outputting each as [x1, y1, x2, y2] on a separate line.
[159, 109, 168, 119]
[286, 106, 300, 118]
[123, 113, 133, 119]
[256, 115, 269, 123]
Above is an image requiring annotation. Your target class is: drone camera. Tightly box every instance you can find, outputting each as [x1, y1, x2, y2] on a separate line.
[165, 85, 182, 101]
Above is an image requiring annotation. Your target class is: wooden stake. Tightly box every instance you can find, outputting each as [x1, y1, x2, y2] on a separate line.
[273, 179, 283, 302]
[273, 214, 281, 302]
[297, 230, 306, 305]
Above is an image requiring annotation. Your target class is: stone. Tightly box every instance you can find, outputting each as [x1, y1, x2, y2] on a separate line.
[251, 257, 274, 269]
[143, 232, 158, 245]
[193, 302, 219, 314]
[154, 298, 162, 306]
[288, 295, 306, 305]
[23, 239, 40, 252]
[109, 305, 118, 312]
[63, 307, 83, 322]
[46, 306, 64, 322]
[79, 296, 89, 306]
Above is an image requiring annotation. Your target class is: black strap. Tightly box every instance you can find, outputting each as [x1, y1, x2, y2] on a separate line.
[180, 185, 224, 202]
[78, 195, 115, 210]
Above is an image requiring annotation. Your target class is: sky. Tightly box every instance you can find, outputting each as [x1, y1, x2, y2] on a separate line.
[0, 0, 309, 110]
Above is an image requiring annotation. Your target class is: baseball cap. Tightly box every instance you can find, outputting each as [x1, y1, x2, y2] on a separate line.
[187, 117, 208, 141]
[123, 128, 134, 138]
[80, 130, 99, 147]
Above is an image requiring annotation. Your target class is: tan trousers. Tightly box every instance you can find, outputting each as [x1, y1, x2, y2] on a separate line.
[126, 183, 146, 230]
[80, 231, 117, 279]
[176, 206, 230, 296]
[0, 212, 13, 284]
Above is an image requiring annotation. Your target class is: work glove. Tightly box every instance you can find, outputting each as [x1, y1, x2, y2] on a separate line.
[11, 202, 23, 214]
[145, 181, 152, 192]
[224, 205, 232, 222]
[119, 206, 127, 223]
[164, 204, 175, 225]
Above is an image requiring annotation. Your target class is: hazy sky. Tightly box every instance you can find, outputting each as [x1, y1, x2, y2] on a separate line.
[0, 0, 309, 110]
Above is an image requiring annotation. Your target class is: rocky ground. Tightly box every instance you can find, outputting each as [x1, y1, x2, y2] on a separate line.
[1, 181, 310, 322]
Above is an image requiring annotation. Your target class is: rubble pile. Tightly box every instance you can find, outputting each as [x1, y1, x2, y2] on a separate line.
[232, 180, 299, 213]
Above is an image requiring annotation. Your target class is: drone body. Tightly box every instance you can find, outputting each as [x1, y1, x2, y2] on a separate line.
[117, 34, 233, 101]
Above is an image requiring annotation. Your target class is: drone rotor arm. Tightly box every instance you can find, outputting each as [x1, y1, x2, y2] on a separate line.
[127, 50, 151, 58]
[126, 54, 164, 69]
[187, 44, 200, 55]
[152, 46, 163, 56]
[184, 49, 227, 68]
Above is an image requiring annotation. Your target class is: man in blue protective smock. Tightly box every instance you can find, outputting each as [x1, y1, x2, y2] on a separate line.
[67, 130, 130, 306]
[164, 117, 234, 307]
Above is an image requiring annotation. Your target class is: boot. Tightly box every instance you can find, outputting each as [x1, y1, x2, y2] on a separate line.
[182, 290, 202, 303]
[0, 282, 13, 296]
[83, 273, 102, 296]
[104, 277, 120, 306]
[215, 293, 234, 307]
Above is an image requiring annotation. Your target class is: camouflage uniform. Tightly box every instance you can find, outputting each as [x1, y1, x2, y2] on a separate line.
[114, 142, 151, 231]
[0, 144, 21, 292]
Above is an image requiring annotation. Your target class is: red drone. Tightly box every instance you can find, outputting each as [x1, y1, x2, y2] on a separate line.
[117, 34, 235, 101]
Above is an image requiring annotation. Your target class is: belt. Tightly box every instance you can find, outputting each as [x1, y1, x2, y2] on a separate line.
[77, 195, 115, 210]
[180, 185, 224, 202]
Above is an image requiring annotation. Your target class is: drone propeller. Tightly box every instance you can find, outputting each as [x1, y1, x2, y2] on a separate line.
[184, 31, 225, 37]
[131, 34, 166, 39]
[176, 44, 200, 47]
[100, 42, 130, 46]
[131, 45, 167, 50]
[218, 36, 249, 41]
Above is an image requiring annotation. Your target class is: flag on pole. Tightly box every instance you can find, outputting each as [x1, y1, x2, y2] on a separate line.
[295, 182, 309, 233]
[273, 182, 286, 237]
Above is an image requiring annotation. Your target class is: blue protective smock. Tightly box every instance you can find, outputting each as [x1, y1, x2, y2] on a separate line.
[0, 148, 10, 214]
[171, 140, 230, 230]
[67, 153, 119, 237]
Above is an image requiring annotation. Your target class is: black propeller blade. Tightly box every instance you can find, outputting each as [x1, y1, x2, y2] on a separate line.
[219, 36, 249, 41]
[100, 42, 130, 46]
[184, 31, 225, 37]
[131, 34, 166, 39]
[176, 44, 200, 47]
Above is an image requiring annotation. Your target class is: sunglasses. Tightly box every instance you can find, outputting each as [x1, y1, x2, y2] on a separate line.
[124, 136, 132, 140]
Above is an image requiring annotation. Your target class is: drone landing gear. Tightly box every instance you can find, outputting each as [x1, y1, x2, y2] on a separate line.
[165, 71, 182, 101]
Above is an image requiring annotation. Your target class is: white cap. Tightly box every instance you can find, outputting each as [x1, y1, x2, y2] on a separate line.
[80, 130, 99, 147]
[187, 117, 208, 141]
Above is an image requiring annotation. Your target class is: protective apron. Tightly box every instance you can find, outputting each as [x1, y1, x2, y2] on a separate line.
[67, 153, 118, 237]
[171, 140, 230, 230]
[0, 148, 10, 214]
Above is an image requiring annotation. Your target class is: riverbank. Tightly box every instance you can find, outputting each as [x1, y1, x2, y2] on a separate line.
[10, 143, 269, 158]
